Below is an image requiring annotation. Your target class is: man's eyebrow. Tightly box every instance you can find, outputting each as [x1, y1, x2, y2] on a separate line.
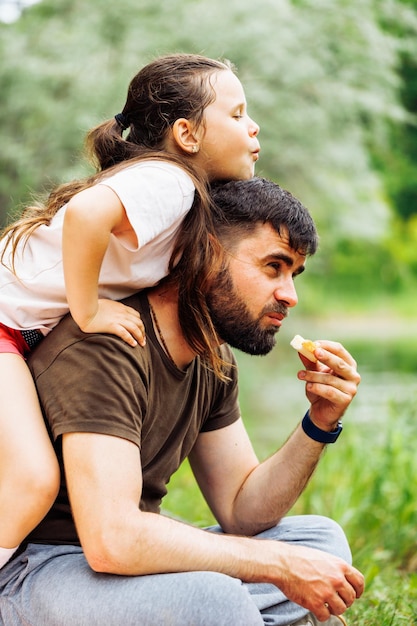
[265, 252, 306, 275]
[265, 252, 297, 266]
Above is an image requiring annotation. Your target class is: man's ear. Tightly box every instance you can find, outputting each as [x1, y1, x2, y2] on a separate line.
[172, 118, 201, 154]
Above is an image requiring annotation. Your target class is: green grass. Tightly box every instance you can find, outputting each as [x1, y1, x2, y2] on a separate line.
[164, 386, 417, 625]
[291, 395, 417, 625]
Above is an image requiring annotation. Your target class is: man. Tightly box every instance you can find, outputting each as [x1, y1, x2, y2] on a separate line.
[0, 178, 363, 625]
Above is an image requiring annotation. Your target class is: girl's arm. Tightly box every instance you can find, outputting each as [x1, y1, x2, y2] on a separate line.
[63, 185, 145, 346]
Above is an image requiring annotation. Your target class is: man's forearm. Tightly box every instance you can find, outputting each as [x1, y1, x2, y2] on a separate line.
[228, 424, 325, 535]
[85, 506, 275, 578]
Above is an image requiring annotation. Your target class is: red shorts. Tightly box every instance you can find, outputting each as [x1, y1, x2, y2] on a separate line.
[0, 323, 30, 357]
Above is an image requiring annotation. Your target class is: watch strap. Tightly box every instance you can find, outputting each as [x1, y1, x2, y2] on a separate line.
[301, 410, 343, 444]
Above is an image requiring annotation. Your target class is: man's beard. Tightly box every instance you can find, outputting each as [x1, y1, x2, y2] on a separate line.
[206, 270, 288, 356]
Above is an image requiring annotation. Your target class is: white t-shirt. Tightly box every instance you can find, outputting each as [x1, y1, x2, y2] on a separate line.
[0, 160, 195, 334]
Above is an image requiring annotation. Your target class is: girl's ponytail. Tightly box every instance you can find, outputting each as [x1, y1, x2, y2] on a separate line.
[85, 118, 145, 171]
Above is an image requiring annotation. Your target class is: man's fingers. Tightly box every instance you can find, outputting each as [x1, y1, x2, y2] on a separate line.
[346, 567, 365, 598]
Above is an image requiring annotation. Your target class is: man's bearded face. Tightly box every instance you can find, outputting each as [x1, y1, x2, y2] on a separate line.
[207, 267, 288, 356]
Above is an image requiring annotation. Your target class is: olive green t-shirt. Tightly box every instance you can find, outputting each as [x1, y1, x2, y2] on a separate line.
[26, 291, 241, 545]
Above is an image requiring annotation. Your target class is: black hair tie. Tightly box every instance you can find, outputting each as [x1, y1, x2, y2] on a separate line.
[114, 112, 130, 130]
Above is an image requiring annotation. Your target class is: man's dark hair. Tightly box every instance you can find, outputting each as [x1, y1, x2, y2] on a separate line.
[169, 177, 318, 379]
[209, 177, 318, 256]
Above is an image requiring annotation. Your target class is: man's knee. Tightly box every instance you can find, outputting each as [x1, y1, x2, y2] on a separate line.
[257, 515, 352, 564]
[309, 515, 352, 563]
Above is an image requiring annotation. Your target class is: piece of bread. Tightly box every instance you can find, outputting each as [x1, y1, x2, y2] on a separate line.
[290, 334, 318, 363]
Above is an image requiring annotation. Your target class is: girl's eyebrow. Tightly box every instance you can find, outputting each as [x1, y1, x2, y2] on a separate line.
[231, 99, 246, 110]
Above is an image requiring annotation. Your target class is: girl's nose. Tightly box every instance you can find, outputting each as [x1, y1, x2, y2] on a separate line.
[248, 117, 260, 137]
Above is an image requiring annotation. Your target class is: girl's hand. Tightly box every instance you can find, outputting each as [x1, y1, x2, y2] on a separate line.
[297, 340, 360, 431]
[79, 299, 146, 347]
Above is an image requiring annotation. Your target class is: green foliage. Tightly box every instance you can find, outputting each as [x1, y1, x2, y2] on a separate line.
[371, 0, 417, 223]
[348, 336, 417, 373]
[0, 0, 416, 229]
[309, 235, 417, 304]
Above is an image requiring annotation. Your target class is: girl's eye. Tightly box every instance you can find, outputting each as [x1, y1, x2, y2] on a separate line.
[233, 114, 243, 119]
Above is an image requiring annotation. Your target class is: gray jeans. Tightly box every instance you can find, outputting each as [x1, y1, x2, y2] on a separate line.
[0, 515, 351, 626]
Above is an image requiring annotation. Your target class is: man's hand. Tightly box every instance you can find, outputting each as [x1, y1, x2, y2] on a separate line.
[297, 340, 360, 431]
[269, 541, 364, 621]
[78, 298, 146, 347]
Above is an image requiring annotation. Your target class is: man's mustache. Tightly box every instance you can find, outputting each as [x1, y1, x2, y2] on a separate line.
[261, 302, 288, 318]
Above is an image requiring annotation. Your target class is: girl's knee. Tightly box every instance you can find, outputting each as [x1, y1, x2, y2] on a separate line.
[2, 455, 59, 506]
[27, 459, 60, 505]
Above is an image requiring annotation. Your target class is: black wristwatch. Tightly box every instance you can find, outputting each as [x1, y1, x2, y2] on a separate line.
[301, 410, 343, 444]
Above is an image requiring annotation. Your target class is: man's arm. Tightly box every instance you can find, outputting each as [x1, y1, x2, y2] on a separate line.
[190, 339, 360, 536]
[63, 430, 363, 621]
[189, 419, 323, 536]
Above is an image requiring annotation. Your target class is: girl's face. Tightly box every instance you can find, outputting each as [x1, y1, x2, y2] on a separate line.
[195, 70, 260, 182]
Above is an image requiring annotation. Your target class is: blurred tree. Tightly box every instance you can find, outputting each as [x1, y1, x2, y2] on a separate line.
[1, 0, 416, 255]
[370, 0, 417, 223]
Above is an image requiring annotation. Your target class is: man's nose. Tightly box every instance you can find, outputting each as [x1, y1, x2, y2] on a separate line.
[274, 278, 298, 308]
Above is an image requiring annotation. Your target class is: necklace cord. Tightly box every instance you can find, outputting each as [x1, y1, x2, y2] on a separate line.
[149, 302, 176, 365]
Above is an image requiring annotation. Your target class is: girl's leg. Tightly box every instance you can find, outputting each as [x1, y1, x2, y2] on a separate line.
[0, 354, 60, 563]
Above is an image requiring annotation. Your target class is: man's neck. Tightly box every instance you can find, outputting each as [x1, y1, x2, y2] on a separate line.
[147, 286, 197, 370]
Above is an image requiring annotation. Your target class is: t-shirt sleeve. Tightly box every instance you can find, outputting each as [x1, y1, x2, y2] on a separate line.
[99, 161, 195, 249]
[200, 346, 241, 433]
[31, 324, 148, 448]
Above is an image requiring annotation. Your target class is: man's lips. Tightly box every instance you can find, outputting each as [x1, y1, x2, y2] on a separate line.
[265, 312, 286, 327]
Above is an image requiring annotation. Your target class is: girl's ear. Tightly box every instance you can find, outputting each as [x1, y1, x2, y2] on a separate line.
[172, 118, 201, 154]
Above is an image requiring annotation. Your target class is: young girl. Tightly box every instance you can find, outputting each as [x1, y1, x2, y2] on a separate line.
[0, 52, 260, 567]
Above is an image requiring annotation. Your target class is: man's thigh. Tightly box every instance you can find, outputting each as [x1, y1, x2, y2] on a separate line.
[0, 544, 264, 626]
